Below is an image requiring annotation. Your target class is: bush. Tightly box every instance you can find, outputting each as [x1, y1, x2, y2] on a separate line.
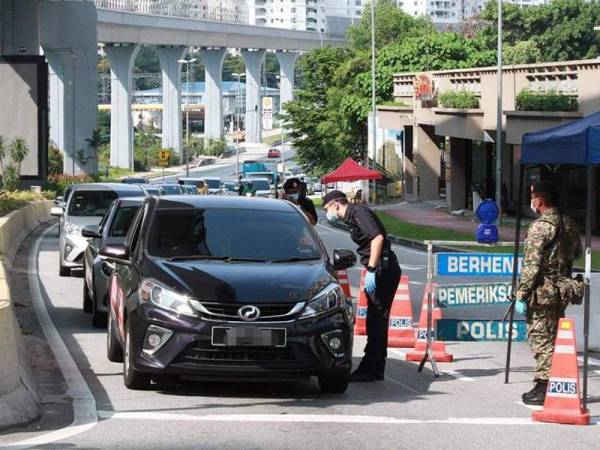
[45, 173, 96, 196]
[438, 90, 480, 109]
[204, 138, 227, 157]
[48, 145, 64, 174]
[516, 89, 578, 112]
[2, 164, 19, 191]
[0, 190, 56, 216]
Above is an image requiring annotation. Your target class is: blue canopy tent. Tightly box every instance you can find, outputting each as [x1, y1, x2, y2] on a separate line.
[504, 112, 598, 409]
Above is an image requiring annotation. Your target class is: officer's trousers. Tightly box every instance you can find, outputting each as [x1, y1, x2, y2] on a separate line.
[527, 306, 561, 381]
[360, 260, 402, 373]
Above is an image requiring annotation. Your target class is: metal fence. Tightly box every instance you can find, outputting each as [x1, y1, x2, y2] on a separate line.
[95, 0, 249, 24]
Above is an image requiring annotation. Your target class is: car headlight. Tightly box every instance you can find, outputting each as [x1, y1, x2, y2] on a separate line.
[139, 279, 196, 318]
[65, 223, 81, 236]
[299, 284, 344, 319]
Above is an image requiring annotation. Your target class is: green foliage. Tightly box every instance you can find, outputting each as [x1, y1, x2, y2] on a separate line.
[45, 174, 96, 195]
[516, 89, 579, 112]
[204, 138, 227, 156]
[9, 137, 29, 171]
[438, 91, 480, 109]
[2, 165, 19, 191]
[503, 40, 543, 65]
[0, 136, 30, 190]
[48, 145, 64, 174]
[0, 190, 55, 216]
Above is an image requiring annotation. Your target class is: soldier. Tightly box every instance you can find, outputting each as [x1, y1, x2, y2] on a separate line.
[514, 181, 582, 405]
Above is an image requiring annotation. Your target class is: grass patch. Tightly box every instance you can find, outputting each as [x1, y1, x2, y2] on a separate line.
[98, 167, 139, 182]
[262, 133, 287, 146]
[377, 211, 600, 269]
[0, 190, 56, 217]
[312, 197, 323, 207]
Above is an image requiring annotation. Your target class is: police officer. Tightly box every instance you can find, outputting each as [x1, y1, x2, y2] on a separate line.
[514, 182, 582, 405]
[283, 178, 318, 225]
[237, 175, 244, 196]
[323, 190, 402, 382]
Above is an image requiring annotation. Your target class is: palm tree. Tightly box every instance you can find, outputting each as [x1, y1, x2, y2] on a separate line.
[85, 129, 108, 172]
[9, 137, 29, 173]
[0, 135, 6, 174]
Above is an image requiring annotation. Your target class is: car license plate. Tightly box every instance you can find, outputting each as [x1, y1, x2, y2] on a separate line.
[211, 327, 286, 348]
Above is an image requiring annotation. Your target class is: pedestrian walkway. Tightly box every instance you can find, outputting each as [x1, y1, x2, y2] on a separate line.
[373, 200, 600, 251]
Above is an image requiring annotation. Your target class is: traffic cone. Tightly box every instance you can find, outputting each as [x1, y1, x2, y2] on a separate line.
[532, 318, 590, 425]
[405, 283, 453, 363]
[354, 269, 368, 336]
[387, 275, 416, 348]
[336, 270, 352, 299]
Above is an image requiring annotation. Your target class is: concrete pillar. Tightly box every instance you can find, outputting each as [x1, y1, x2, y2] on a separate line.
[41, 0, 98, 175]
[413, 124, 441, 201]
[105, 45, 139, 169]
[156, 46, 186, 154]
[1, 0, 41, 56]
[199, 48, 227, 141]
[275, 51, 298, 109]
[447, 138, 468, 210]
[241, 49, 265, 144]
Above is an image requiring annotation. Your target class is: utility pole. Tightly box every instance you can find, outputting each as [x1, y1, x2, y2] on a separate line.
[368, 0, 377, 204]
[233, 72, 245, 178]
[495, 0, 503, 219]
[178, 55, 197, 177]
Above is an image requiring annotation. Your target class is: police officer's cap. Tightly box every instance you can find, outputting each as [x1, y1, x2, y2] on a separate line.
[322, 190, 347, 206]
[283, 178, 301, 190]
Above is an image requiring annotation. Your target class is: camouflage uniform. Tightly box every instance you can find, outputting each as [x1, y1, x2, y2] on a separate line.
[516, 207, 582, 381]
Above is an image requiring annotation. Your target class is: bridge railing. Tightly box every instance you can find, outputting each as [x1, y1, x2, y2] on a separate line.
[95, 0, 249, 24]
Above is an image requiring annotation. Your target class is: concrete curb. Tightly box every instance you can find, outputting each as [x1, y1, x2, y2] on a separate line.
[0, 200, 53, 430]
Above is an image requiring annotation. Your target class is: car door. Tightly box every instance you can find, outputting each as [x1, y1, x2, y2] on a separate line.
[85, 200, 117, 295]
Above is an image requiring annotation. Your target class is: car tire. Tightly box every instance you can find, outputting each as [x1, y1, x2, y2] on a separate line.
[92, 302, 107, 328]
[107, 310, 123, 363]
[123, 320, 151, 390]
[60, 263, 71, 277]
[318, 372, 350, 394]
[82, 278, 93, 313]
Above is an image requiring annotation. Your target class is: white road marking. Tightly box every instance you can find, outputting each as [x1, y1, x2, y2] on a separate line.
[389, 348, 407, 360]
[594, 370, 600, 376]
[515, 401, 543, 412]
[1, 225, 98, 450]
[97, 410, 540, 426]
[384, 376, 424, 395]
[409, 281, 425, 286]
[443, 370, 476, 382]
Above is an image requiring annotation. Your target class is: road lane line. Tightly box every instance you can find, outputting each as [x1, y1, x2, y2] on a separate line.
[443, 370, 475, 382]
[97, 410, 541, 426]
[515, 401, 543, 412]
[1, 225, 98, 449]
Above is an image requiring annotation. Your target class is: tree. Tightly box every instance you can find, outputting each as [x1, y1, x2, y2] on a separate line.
[347, 0, 435, 51]
[9, 137, 29, 173]
[504, 40, 543, 65]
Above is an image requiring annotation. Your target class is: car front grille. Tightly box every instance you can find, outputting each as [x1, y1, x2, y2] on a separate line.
[194, 302, 304, 322]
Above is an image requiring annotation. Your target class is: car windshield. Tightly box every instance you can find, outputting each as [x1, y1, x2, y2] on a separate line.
[68, 190, 119, 217]
[159, 185, 181, 195]
[109, 205, 141, 237]
[204, 179, 220, 189]
[251, 180, 270, 191]
[147, 207, 322, 261]
[223, 182, 236, 192]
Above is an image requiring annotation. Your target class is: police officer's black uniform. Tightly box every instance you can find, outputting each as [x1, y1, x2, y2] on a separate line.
[343, 202, 402, 380]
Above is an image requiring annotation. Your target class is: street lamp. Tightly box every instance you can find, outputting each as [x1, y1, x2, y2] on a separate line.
[232, 72, 245, 178]
[369, 0, 376, 204]
[178, 56, 197, 177]
[495, 0, 503, 221]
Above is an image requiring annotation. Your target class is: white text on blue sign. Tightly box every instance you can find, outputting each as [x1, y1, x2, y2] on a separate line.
[436, 253, 523, 277]
[436, 283, 513, 308]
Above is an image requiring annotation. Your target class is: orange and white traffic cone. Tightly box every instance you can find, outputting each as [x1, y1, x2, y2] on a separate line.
[336, 270, 352, 299]
[532, 318, 590, 425]
[354, 269, 368, 336]
[387, 275, 416, 348]
[405, 283, 453, 363]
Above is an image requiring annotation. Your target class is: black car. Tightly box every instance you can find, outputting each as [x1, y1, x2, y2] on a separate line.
[101, 196, 356, 393]
[82, 198, 145, 327]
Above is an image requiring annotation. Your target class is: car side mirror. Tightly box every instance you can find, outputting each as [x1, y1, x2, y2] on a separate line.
[54, 196, 64, 205]
[100, 244, 131, 264]
[81, 225, 101, 239]
[332, 249, 356, 271]
[50, 206, 64, 217]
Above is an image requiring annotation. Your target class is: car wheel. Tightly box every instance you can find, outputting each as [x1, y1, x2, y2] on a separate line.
[82, 277, 93, 313]
[318, 372, 350, 394]
[60, 263, 71, 277]
[107, 310, 123, 363]
[123, 320, 151, 390]
[92, 300, 107, 328]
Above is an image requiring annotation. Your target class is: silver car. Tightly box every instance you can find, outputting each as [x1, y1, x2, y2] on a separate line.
[51, 183, 145, 276]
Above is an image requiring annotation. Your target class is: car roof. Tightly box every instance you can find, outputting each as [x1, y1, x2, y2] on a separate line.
[152, 196, 295, 212]
[117, 197, 145, 206]
[70, 183, 144, 193]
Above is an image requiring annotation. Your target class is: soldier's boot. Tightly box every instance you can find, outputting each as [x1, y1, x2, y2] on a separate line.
[522, 380, 548, 405]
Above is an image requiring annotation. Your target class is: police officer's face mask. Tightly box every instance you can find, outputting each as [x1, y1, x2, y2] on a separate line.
[287, 192, 299, 202]
[325, 204, 338, 223]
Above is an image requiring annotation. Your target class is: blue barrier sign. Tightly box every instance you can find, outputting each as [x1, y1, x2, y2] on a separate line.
[436, 253, 523, 277]
[436, 319, 527, 342]
[435, 283, 513, 308]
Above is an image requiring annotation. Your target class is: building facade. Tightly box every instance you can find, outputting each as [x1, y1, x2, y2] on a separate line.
[374, 58, 600, 232]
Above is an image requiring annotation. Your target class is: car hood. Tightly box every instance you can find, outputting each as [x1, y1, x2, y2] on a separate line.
[65, 216, 103, 229]
[147, 259, 334, 303]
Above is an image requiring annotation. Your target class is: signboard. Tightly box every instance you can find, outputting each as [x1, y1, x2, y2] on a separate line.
[436, 253, 523, 277]
[414, 74, 433, 101]
[262, 96, 273, 130]
[158, 149, 170, 167]
[436, 319, 527, 342]
[435, 282, 513, 308]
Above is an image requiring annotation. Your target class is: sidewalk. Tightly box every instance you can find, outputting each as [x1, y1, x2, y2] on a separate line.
[374, 200, 600, 251]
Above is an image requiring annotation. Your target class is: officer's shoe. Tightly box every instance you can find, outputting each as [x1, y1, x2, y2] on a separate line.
[375, 361, 385, 381]
[521, 380, 548, 405]
[350, 369, 376, 383]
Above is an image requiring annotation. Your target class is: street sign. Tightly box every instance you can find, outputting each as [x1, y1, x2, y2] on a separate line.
[435, 282, 513, 308]
[262, 96, 273, 130]
[158, 149, 170, 167]
[436, 319, 527, 342]
[436, 252, 523, 277]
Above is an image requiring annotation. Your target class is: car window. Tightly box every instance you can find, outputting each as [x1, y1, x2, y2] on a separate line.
[67, 190, 118, 217]
[204, 179, 220, 189]
[108, 205, 141, 238]
[159, 185, 181, 195]
[98, 200, 118, 234]
[147, 208, 321, 261]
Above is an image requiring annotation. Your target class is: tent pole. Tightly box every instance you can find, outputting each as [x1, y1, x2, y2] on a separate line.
[583, 166, 593, 409]
[505, 164, 525, 384]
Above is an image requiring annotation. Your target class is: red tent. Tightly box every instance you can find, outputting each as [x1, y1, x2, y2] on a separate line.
[321, 158, 383, 183]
